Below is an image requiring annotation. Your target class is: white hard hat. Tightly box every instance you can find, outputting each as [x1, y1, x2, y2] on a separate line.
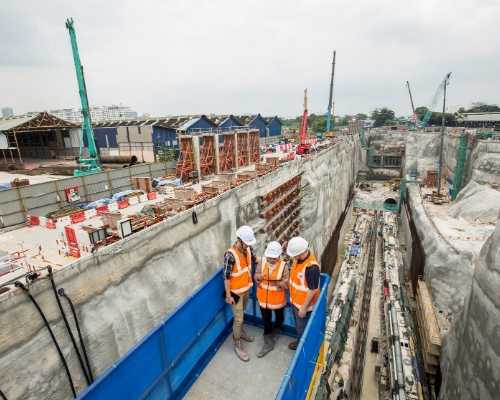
[236, 225, 256, 246]
[287, 236, 308, 257]
[264, 241, 282, 258]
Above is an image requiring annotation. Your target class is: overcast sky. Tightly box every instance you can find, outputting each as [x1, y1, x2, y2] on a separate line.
[1, 0, 499, 118]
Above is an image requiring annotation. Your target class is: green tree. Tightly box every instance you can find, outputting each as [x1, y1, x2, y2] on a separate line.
[371, 108, 395, 127]
[355, 113, 368, 121]
[466, 102, 500, 112]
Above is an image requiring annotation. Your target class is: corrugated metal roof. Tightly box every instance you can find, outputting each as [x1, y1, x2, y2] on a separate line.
[0, 115, 36, 132]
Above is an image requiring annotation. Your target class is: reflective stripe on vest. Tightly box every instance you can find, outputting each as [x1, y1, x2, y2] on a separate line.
[289, 253, 320, 312]
[257, 259, 286, 310]
[228, 246, 253, 295]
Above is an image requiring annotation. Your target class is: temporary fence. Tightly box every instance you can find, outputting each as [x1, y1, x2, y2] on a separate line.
[0, 162, 174, 228]
[77, 269, 330, 400]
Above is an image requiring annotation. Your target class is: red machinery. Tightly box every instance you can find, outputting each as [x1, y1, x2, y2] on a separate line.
[296, 89, 311, 155]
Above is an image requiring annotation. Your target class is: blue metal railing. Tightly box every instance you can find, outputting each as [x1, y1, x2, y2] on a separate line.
[276, 274, 330, 399]
[77, 269, 330, 400]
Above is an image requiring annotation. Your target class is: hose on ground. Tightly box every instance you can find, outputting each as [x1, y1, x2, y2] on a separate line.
[58, 287, 94, 383]
[48, 267, 91, 385]
[14, 281, 77, 398]
[0, 389, 8, 400]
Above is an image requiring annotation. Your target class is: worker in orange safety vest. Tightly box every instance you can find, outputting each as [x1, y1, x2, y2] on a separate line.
[223, 225, 257, 362]
[286, 236, 321, 350]
[255, 241, 289, 358]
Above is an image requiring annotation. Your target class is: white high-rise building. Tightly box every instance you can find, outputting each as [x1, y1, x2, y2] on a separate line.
[1, 107, 14, 118]
[48, 105, 138, 123]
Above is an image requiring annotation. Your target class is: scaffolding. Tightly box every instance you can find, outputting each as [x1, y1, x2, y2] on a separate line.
[176, 137, 195, 182]
[451, 134, 468, 200]
[219, 133, 235, 173]
[249, 131, 260, 164]
[199, 135, 216, 177]
[237, 132, 249, 167]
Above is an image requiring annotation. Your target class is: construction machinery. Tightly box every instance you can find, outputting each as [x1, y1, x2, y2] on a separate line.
[406, 80, 417, 129]
[324, 50, 337, 138]
[66, 18, 102, 177]
[418, 72, 452, 129]
[296, 89, 311, 155]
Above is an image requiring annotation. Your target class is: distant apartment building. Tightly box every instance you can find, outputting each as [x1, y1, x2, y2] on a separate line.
[48, 105, 138, 123]
[1, 107, 14, 118]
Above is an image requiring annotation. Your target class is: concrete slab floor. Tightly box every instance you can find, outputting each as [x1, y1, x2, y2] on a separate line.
[185, 325, 294, 400]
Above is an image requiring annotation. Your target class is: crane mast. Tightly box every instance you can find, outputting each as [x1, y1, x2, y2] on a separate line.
[66, 18, 102, 176]
[296, 89, 311, 155]
[326, 50, 336, 132]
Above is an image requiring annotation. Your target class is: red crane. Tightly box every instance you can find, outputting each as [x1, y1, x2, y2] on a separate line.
[296, 88, 311, 155]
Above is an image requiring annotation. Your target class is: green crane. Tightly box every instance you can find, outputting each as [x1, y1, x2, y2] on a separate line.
[66, 18, 102, 176]
[418, 72, 451, 129]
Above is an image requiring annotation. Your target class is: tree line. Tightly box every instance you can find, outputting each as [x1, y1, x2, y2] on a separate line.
[282, 102, 500, 131]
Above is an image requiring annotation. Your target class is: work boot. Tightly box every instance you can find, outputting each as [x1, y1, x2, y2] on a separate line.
[288, 340, 298, 350]
[234, 339, 250, 362]
[240, 328, 255, 342]
[257, 334, 275, 358]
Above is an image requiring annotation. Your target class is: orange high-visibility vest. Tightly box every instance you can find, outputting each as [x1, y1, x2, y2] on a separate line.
[227, 246, 254, 295]
[257, 259, 286, 310]
[289, 253, 320, 312]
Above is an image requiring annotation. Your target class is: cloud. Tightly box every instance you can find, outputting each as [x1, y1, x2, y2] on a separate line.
[1, 0, 499, 117]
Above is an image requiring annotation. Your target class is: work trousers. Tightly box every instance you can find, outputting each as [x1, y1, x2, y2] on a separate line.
[231, 291, 250, 340]
[293, 306, 312, 338]
[259, 306, 285, 335]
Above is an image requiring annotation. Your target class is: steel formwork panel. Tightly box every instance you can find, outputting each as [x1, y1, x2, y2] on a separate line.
[200, 135, 216, 177]
[249, 131, 260, 164]
[176, 137, 195, 182]
[237, 132, 249, 167]
[219, 134, 235, 172]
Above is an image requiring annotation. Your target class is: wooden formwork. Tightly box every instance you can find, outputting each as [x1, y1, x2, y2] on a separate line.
[219, 133, 235, 172]
[249, 131, 260, 164]
[237, 132, 249, 167]
[200, 135, 216, 177]
[176, 137, 195, 182]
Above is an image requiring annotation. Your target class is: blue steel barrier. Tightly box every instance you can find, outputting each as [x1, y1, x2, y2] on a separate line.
[77, 269, 232, 400]
[276, 274, 330, 400]
[77, 270, 329, 400]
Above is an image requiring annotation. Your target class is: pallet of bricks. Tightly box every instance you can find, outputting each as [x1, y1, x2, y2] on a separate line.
[259, 175, 301, 244]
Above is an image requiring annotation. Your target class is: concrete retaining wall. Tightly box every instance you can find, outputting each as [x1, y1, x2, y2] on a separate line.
[0, 137, 362, 400]
[0, 162, 174, 228]
[440, 216, 500, 400]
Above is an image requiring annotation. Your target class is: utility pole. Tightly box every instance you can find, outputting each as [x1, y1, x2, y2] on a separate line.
[326, 50, 336, 132]
[437, 72, 452, 195]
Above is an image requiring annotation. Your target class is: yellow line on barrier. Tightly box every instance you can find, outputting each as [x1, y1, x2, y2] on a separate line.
[306, 342, 325, 399]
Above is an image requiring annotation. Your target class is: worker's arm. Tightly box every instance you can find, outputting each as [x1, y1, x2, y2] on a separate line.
[298, 265, 320, 318]
[223, 251, 235, 304]
[278, 264, 290, 289]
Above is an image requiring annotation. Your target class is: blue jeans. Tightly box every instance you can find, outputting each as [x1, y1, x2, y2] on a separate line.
[293, 306, 311, 338]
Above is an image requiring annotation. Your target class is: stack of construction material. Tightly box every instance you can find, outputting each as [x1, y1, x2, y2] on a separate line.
[415, 279, 442, 375]
[10, 178, 29, 187]
[131, 177, 153, 193]
[259, 175, 302, 243]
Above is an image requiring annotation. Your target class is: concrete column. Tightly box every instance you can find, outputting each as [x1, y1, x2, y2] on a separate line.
[245, 132, 251, 166]
[192, 135, 201, 179]
[214, 134, 221, 174]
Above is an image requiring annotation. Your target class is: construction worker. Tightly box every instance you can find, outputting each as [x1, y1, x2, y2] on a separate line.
[255, 241, 289, 358]
[223, 225, 257, 362]
[286, 236, 321, 350]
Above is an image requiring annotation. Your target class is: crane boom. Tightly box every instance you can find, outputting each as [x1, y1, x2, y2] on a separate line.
[66, 18, 102, 176]
[326, 50, 336, 132]
[406, 80, 416, 115]
[419, 72, 452, 129]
